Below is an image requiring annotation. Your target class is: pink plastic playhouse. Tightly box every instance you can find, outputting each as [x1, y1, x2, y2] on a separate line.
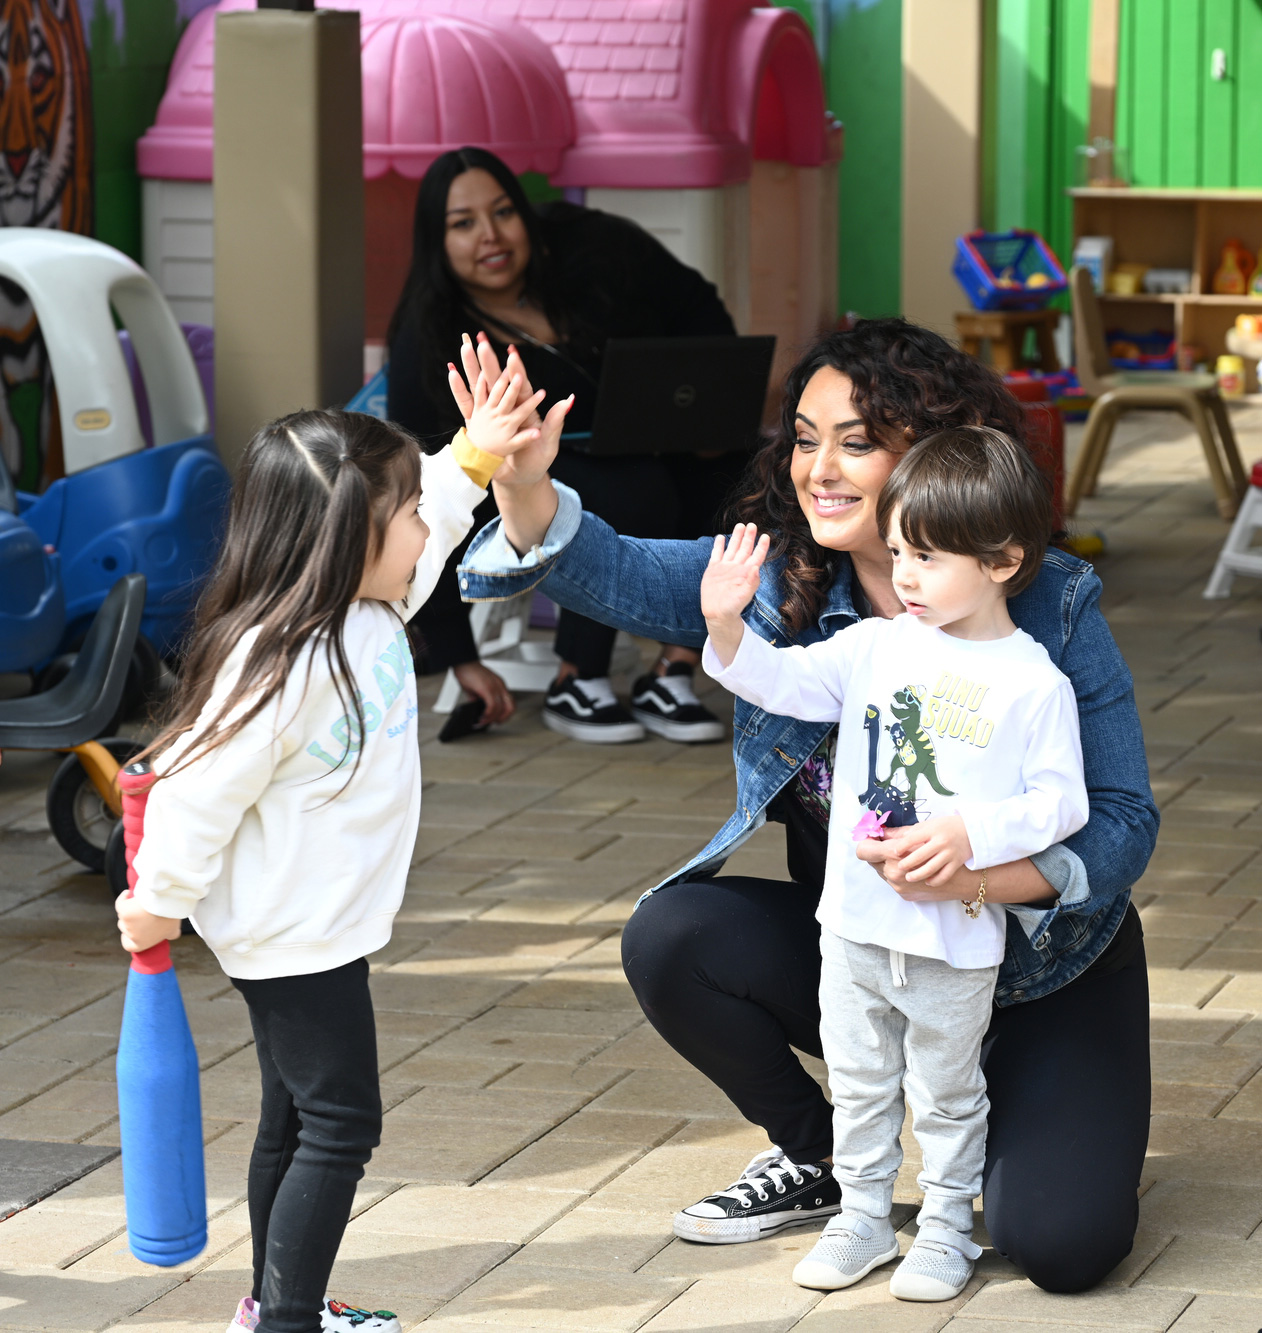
[139, 0, 841, 378]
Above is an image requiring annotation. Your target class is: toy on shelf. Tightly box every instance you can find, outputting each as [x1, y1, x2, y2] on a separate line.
[1216, 354, 1246, 399]
[0, 230, 230, 687]
[1071, 236, 1113, 292]
[1106, 330, 1177, 371]
[1106, 262, 1149, 296]
[953, 230, 1068, 311]
[116, 760, 208, 1267]
[1212, 239, 1254, 296]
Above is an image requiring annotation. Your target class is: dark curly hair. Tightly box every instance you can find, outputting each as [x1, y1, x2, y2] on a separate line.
[728, 318, 1029, 632]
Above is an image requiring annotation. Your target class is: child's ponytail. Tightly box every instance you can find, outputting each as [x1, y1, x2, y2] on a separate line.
[141, 409, 422, 780]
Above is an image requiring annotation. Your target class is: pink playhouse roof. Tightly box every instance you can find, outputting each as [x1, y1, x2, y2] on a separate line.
[138, 0, 838, 190]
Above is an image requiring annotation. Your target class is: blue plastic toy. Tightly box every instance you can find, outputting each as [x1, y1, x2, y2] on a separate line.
[953, 229, 1068, 311]
[0, 230, 229, 676]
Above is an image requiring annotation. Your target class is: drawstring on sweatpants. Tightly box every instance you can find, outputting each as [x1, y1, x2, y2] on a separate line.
[889, 949, 907, 988]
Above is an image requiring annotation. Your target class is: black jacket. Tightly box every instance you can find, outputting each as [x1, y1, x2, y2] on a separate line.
[386, 202, 736, 669]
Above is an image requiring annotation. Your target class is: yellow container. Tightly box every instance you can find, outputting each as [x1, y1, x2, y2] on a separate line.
[1217, 353, 1246, 399]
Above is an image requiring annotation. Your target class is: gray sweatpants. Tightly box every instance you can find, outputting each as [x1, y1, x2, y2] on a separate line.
[819, 928, 999, 1237]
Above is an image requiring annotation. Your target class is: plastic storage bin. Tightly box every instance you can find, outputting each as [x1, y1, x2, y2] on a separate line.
[953, 230, 1068, 311]
[1106, 330, 1176, 370]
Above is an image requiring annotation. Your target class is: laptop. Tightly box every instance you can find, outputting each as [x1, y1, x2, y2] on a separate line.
[561, 335, 776, 456]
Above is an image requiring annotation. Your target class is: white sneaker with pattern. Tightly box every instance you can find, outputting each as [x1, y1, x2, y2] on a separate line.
[791, 1212, 901, 1290]
[888, 1226, 982, 1301]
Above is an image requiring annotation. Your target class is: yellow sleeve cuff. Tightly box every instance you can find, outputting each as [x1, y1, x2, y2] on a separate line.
[450, 428, 503, 490]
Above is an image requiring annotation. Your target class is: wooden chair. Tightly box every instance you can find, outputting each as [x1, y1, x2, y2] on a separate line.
[1064, 266, 1247, 520]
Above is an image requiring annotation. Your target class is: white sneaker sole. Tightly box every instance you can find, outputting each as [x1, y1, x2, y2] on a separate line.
[888, 1267, 970, 1302]
[542, 709, 645, 744]
[631, 706, 725, 744]
[792, 1241, 902, 1291]
[673, 1202, 842, 1245]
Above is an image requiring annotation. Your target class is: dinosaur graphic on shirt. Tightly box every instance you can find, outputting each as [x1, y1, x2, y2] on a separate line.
[879, 688, 955, 803]
[857, 704, 918, 827]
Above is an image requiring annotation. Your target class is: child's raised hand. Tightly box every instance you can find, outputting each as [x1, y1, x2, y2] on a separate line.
[891, 815, 974, 889]
[701, 523, 770, 666]
[447, 334, 572, 481]
[453, 334, 547, 460]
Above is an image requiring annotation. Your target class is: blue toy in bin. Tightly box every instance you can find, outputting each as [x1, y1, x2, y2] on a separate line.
[954, 230, 1068, 311]
[0, 230, 230, 677]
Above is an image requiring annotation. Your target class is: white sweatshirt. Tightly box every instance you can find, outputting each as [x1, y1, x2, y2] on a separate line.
[133, 444, 488, 980]
[704, 614, 1089, 969]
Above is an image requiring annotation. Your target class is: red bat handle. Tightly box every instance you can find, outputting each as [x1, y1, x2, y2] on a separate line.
[118, 762, 171, 975]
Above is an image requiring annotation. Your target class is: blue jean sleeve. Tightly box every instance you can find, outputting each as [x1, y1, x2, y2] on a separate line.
[1034, 567, 1158, 918]
[458, 481, 715, 647]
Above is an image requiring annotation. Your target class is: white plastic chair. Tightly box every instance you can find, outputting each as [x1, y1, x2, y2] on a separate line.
[431, 596, 643, 713]
[432, 595, 560, 713]
[1205, 460, 1262, 598]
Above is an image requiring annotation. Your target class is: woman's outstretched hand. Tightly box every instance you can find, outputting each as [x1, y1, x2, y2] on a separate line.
[701, 523, 771, 667]
[451, 335, 548, 460]
[448, 333, 571, 485]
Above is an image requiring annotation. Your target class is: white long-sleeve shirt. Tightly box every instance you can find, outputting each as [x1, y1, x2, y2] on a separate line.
[133, 443, 488, 979]
[704, 614, 1088, 969]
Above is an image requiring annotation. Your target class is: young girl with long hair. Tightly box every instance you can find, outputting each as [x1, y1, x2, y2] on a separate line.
[115, 364, 569, 1333]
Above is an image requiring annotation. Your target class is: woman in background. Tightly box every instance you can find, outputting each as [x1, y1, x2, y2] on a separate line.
[387, 146, 745, 744]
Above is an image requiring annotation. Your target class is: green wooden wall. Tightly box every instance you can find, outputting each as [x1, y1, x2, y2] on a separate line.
[87, 0, 193, 261]
[981, 0, 1090, 273]
[1116, 0, 1262, 188]
[778, 0, 904, 318]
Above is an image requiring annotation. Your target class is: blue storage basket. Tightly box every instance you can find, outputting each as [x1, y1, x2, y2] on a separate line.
[953, 230, 1068, 311]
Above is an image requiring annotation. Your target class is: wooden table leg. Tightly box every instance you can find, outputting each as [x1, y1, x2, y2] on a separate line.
[991, 331, 1016, 374]
[1034, 316, 1061, 372]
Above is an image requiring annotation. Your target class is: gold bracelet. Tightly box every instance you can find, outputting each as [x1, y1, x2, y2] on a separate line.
[963, 869, 988, 920]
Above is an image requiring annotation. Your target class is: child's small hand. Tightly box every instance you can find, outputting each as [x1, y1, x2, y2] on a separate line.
[115, 892, 181, 954]
[894, 815, 974, 887]
[447, 334, 571, 479]
[454, 335, 548, 460]
[702, 523, 771, 665]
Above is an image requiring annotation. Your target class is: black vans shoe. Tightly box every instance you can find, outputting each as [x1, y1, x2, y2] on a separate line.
[673, 1147, 841, 1244]
[543, 676, 645, 744]
[630, 663, 725, 743]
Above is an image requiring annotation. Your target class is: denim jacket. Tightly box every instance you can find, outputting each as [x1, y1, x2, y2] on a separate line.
[458, 483, 1159, 1006]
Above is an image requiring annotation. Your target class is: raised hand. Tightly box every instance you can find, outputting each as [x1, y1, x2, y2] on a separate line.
[701, 523, 771, 666]
[453, 336, 547, 460]
[447, 333, 571, 485]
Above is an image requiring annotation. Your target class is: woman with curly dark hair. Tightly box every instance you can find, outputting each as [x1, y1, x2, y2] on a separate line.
[454, 318, 1156, 1296]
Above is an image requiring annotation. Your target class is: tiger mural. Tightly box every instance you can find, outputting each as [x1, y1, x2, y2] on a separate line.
[0, 0, 92, 489]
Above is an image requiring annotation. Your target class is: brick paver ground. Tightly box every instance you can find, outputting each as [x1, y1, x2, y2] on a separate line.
[3, 407, 1262, 1331]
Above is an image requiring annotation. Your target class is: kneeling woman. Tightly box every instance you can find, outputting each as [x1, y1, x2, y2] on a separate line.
[453, 321, 1157, 1294]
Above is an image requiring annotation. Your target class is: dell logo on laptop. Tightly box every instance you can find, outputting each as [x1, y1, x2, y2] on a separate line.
[673, 384, 697, 408]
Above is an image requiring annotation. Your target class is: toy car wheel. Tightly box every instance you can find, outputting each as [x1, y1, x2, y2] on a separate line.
[104, 818, 128, 897]
[47, 737, 146, 872]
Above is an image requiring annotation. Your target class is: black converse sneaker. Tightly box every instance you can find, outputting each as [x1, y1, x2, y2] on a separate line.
[543, 675, 645, 744]
[673, 1146, 840, 1244]
[630, 662, 725, 743]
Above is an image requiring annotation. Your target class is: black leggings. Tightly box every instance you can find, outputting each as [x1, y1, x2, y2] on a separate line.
[232, 959, 382, 1333]
[621, 876, 1150, 1294]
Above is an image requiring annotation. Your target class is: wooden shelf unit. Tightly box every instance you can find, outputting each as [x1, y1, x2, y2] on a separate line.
[1070, 187, 1262, 388]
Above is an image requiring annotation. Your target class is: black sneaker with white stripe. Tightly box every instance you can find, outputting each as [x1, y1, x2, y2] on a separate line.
[543, 675, 645, 744]
[673, 1147, 841, 1244]
[630, 662, 725, 743]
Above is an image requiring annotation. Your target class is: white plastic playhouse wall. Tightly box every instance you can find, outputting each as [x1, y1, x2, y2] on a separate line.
[138, 0, 841, 388]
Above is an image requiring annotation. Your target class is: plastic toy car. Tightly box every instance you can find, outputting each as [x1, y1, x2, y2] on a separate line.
[0, 230, 230, 687]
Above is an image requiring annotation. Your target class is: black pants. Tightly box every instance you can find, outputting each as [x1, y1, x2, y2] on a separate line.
[621, 876, 1151, 1294]
[416, 448, 747, 678]
[232, 959, 382, 1333]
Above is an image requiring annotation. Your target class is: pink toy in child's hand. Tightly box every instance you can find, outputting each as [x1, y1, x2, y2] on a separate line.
[851, 809, 890, 841]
